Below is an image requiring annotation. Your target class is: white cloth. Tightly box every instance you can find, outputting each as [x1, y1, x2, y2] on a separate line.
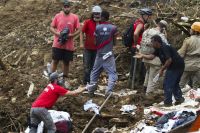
[84, 99, 100, 114]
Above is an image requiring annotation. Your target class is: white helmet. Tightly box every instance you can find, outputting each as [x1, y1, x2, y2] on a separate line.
[92, 5, 102, 13]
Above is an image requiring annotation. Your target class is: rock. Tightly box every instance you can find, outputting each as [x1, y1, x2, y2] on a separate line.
[11, 97, 16, 103]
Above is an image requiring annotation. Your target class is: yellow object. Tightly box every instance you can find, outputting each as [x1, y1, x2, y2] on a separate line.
[191, 22, 200, 32]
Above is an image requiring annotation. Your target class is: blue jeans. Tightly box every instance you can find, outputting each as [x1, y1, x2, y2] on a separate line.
[83, 49, 97, 84]
[163, 68, 184, 104]
[90, 55, 118, 93]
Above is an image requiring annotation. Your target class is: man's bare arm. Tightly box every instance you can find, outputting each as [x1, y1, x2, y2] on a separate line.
[50, 26, 60, 36]
[65, 86, 85, 96]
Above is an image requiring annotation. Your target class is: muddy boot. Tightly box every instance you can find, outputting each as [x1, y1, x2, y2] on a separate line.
[174, 97, 185, 105]
[164, 103, 173, 107]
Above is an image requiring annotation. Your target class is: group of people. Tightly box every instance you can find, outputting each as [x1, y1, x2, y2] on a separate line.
[29, 0, 118, 132]
[134, 18, 200, 107]
[29, 0, 200, 132]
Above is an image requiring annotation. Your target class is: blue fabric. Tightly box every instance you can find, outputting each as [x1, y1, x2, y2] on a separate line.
[163, 67, 184, 104]
[156, 111, 177, 128]
[155, 111, 196, 130]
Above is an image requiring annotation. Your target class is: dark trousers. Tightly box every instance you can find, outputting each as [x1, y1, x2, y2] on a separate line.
[163, 68, 184, 104]
[83, 49, 97, 85]
[29, 108, 56, 133]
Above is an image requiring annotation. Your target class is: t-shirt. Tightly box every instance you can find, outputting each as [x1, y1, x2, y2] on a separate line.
[51, 12, 80, 51]
[32, 83, 68, 109]
[94, 23, 117, 54]
[153, 42, 184, 70]
[82, 19, 98, 50]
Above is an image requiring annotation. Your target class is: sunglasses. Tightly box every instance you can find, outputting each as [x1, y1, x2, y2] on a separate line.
[93, 12, 101, 15]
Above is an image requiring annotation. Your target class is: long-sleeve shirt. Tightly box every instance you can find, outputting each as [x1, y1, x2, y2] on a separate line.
[178, 35, 200, 71]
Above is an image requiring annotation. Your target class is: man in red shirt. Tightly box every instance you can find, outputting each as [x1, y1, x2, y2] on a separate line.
[29, 72, 85, 133]
[129, 8, 153, 88]
[50, 0, 80, 84]
[80, 5, 102, 85]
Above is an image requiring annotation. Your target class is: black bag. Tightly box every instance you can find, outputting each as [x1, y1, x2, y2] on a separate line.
[58, 27, 70, 45]
[122, 19, 136, 47]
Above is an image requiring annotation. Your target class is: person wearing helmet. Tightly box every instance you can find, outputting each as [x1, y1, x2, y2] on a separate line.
[50, 0, 80, 87]
[135, 35, 185, 107]
[80, 5, 103, 85]
[178, 22, 200, 89]
[140, 20, 169, 96]
[29, 72, 85, 133]
[129, 8, 153, 88]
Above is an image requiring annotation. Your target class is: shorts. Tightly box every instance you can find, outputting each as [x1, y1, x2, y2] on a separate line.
[52, 47, 74, 63]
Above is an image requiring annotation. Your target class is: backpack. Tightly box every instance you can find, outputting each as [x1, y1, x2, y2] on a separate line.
[122, 19, 136, 47]
[122, 18, 145, 47]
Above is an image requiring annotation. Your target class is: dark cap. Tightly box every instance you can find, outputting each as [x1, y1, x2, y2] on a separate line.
[49, 72, 59, 82]
[49, 72, 63, 82]
[61, 0, 70, 6]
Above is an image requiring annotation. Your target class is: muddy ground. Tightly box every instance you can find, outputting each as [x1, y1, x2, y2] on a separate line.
[0, 0, 199, 132]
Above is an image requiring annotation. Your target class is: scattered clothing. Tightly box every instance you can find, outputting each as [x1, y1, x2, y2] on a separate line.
[120, 105, 137, 114]
[84, 99, 100, 114]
